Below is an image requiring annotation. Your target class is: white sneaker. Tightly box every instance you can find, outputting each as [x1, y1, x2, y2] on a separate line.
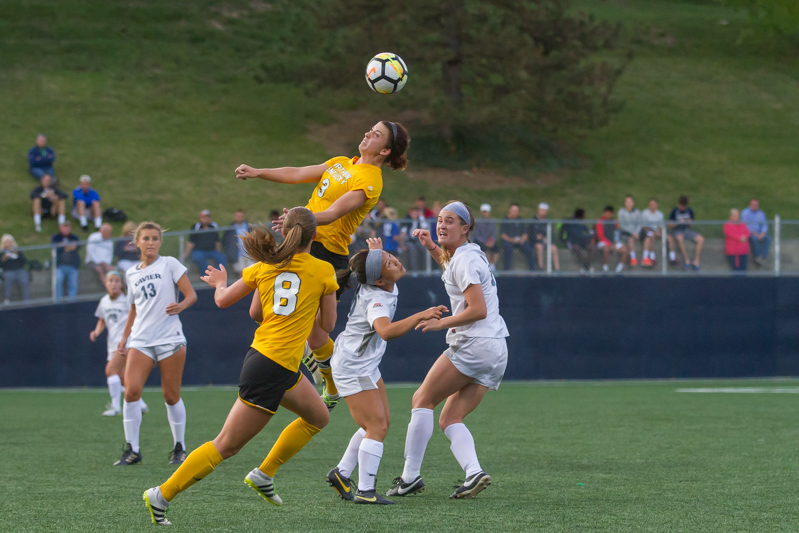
[102, 406, 121, 417]
[245, 468, 283, 506]
[615, 263, 624, 273]
[143, 487, 171, 525]
[35, 224, 42, 233]
[602, 264, 609, 272]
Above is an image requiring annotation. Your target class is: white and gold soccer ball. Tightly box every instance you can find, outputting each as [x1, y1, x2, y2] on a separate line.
[365, 53, 408, 95]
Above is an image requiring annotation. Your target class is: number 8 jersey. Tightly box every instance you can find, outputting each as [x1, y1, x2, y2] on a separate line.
[243, 253, 339, 372]
[126, 255, 189, 348]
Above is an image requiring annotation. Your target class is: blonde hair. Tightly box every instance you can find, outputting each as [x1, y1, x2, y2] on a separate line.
[240, 207, 316, 269]
[1, 234, 17, 249]
[439, 200, 475, 267]
[133, 221, 163, 243]
[121, 221, 137, 236]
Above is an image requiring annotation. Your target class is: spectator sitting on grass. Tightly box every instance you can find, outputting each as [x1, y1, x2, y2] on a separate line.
[1, 234, 30, 304]
[669, 195, 704, 271]
[617, 195, 641, 267]
[724, 208, 750, 273]
[500, 203, 535, 271]
[30, 174, 67, 232]
[183, 209, 227, 276]
[640, 199, 666, 268]
[28, 134, 57, 182]
[52, 222, 81, 300]
[86, 223, 115, 283]
[559, 208, 596, 273]
[473, 203, 500, 273]
[72, 175, 103, 232]
[529, 202, 560, 272]
[595, 206, 628, 273]
[741, 198, 770, 267]
[114, 221, 140, 275]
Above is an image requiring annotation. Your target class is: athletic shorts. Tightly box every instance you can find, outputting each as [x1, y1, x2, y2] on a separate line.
[332, 366, 382, 399]
[620, 231, 637, 241]
[106, 349, 118, 362]
[129, 342, 184, 362]
[673, 229, 701, 241]
[444, 336, 508, 391]
[238, 347, 302, 414]
[640, 229, 657, 240]
[311, 241, 348, 271]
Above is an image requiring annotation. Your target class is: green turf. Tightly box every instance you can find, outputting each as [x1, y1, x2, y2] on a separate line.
[2, 380, 798, 531]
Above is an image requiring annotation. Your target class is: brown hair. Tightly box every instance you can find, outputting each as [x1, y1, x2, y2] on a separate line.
[439, 200, 475, 267]
[335, 249, 370, 300]
[381, 121, 410, 171]
[133, 221, 163, 243]
[240, 207, 316, 269]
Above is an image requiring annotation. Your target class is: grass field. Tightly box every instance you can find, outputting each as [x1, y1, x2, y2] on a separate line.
[2, 380, 798, 532]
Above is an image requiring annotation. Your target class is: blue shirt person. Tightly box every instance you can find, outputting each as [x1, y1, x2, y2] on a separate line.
[741, 198, 770, 264]
[72, 175, 103, 231]
[28, 134, 57, 182]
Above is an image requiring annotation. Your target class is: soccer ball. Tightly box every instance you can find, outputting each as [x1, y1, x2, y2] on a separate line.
[365, 53, 408, 95]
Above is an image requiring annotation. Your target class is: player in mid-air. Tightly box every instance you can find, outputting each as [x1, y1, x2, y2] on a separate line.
[89, 270, 149, 417]
[325, 238, 448, 504]
[114, 222, 197, 466]
[234, 121, 410, 410]
[142, 207, 338, 526]
[387, 201, 509, 500]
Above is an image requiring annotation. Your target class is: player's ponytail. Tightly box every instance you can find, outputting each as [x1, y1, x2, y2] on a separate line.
[381, 121, 410, 171]
[240, 207, 316, 269]
[439, 200, 475, 267]
[333, 249, 369, 300]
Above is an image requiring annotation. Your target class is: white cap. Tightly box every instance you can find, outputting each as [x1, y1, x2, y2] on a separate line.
[479, 203, 491, 213]
[80, 175, 91, 182]
[200, 209, 211, 216]
[538, 202, 549, 210]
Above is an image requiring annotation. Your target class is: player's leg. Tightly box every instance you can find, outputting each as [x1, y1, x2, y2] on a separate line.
[307, 322, 338, 407]
[158, 346, 187, 464]
[103, 351, 126, 416]
[117, 348, 155, 464]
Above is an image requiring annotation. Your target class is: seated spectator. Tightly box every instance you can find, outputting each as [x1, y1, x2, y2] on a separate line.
[30, 174, 67, 232]
[559, 208, 595, 273]
[86, 223, 115, 283]
[500, 203, 535, 271]
[184, 209, 227, 275]
[369, 198, 387, 234]
[28, 134, 57, 182]
[115, 221, 140, 275]
[380, 207, 402, 254]
[52, 222, 81, 300]
[473, 204, 500, 273]
[617, 195, 641, 267]
[640, 199, 666, 268]
[229, 209, 255, 273]
[669, 195, 704, 271]
[414, 196, 434, 219]
[401, 207, 430, 272]
[595, 206, 628, 273]
[724, 208, 750, 272]
[529, 202, 560, 272]
[72, 175, 103, 232]
[741, 198, 770, 267]
[1, 234, 30, 304]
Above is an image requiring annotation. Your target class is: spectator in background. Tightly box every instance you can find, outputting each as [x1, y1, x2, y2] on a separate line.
[230, 209, 255, 273]
[559, 208, 595, 273]
[269, 210, 284, 244]
[617, 195, 641, 267]
[52, 222, 81, 300]
[28, 134, 57, 182]
[380, 207, 402, 254]
[72, 175, 103, 232]
[30, 174, 67, 232]
[669, 195, 704, 271]
[86, 223, 115, 283]
[640, 199, 666, 268]
[1, 234, 30, 304]
[349, 219, 371, 256]
[595, 206, 628, 273]
[741, 198, 770, 267]
[724, 208, 750, 272]
[369, 197, 387, 234]
[184, 209, 227, 275]
[529, 202, 560, 272]
[473, 203, 500, 273]
[429, 201, 443, 244]
[500, 203, 535, 271]
[114, 221, 140, 275]
[414, 196, 434, 219]
[401, 206, 431, 272]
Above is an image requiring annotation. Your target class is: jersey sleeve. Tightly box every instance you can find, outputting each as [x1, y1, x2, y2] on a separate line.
[349, 166, 382, 201]
[324, 156, 349, 169]
[166, 256, 188, 283]
[242, 263, 261, 289]
[320, 263, 339, 296]
[94, 299, 105, 319]
[365, 292, 393, 327]
[452, 253, 484, 293]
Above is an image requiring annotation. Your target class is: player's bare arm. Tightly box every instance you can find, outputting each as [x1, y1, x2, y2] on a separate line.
[413, 229, 444, 264]
[416, 284, 486, 332]
[314, 190, 368, 226]
[166, 274, 198, 316]
[235, 163, 327, 184]
[373, 305, 449, 341]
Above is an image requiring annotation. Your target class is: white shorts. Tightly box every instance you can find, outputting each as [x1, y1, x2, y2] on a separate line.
[597, 241, 624, 250]
[129, 342, 185, 362]
[444, 336, 508, 391]
[106, 350, 118, 362]
[331, 367, 382, 398]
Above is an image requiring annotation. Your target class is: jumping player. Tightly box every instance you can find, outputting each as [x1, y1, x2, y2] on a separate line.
[142, 207, 337, 525]
[114, 222, 197, 466]
[234, 121, 410, 410]
[387, 201, 509, 500]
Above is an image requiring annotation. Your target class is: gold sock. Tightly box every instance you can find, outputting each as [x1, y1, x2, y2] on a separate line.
[259, 418, 321, 478]
[160, 441, 223, 502]
[312, 339, 337, 396]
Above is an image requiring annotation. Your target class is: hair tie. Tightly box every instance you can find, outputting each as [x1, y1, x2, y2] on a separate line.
[441, 201, 471, 226]
[365, 249, 383, 285]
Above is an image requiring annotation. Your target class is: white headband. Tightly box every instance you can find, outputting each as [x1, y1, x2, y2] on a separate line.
[441, 201, 471, 226]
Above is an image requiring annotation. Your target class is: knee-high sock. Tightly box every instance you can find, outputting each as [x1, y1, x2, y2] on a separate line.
[107, 374, 122, 410]
[401, 408, 433, 482]
[160, 441, 223, 502]
[166, 399, 186, 448]
[337, 427, 367, 478]
[444, 423, 482, 478]
[357, 438, 383, 492]
[259, 418, 321, 477]
[313, 339, 337, 396]
[123, 399, 143, 453]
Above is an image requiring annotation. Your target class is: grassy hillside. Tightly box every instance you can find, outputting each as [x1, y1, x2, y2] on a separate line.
[1, 0, 798, 246]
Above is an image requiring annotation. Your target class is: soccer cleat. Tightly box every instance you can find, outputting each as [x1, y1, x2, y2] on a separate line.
[168, 443, 187, 465]
[629, 257, 638, 267]
[450, 471, 492, 500]
[386, 475, 425, 497]
[114, 443, 142, 466]
[102, 405, 121, 417]
[326, 467, 354, 501]
[143, 487, 171, 526]
[354, 489, 395, 505]
[301, 344, 323, 385]
[322, 387, 340, 411]
[141, 403, 149, 415]
[244, 468, 283, 506]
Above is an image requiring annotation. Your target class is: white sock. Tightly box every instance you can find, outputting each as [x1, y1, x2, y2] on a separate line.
[33, 214, 41, 225]
[79, 215, 87, 227]
[357, 438, 384, 492]
[401, 408, 434, 482]
[107, 374, 122, 410]
[630, 251, 636, 259]
[123, 399, 143, 453]
[669, 251, 677, 261]
[444, 423, 482, 478]
[166, 399, 186, 448]
[58, 213, 65, 225]
[94, 216, 102, 228]
[140, 397, 148, 411]
[338, 427, 366, 478]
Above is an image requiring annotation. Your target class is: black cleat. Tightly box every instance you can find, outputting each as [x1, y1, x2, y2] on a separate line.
[113, 443, 142, 466]
[386, 475, 425, 497]
[354, 489, 395, 505]
[450, 471, 491, 499]
[326, 467, 354, 501]
[168, 442, 187, 464]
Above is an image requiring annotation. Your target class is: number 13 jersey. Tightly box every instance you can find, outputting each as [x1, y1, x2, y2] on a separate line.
[243, 254, 339, 372]
[126, 255, 189, 347]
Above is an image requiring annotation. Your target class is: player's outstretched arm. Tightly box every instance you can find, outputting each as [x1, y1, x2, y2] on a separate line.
[90, 318, 105, 342]
[412, 229, 444, 264]
[167, 273, 198, 315]
[314, 190, 368, 226]
[416, 284, 487, 333]
[373, 305, 449, 342]
[235, 163, 327, 184]
[367, 237, 383, 250]
[201, 265, 253, 308]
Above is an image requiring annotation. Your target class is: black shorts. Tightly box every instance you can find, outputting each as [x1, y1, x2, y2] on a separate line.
[238, 347, 302, 414]
[311, 241, 348, 271]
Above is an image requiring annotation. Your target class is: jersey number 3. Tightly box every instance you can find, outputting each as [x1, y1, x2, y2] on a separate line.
[317, 178, 330, 198]
[273, 272, 301, 316]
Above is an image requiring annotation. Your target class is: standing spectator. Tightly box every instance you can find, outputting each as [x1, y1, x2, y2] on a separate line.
[500, 203, 535, 271]
[349, 219, 371, 256]
[268, 210, 284, 244]
[1, 234, 30, 304]
[380, 207, 402, 254]
[28, 134, 57, 182]
[529, 202, 560, 272]
[669, 195, 704, 271]
[595, 206, 628, 273]
[473, 204, 500, 273]
[741, 198, 770, 267]
[183, 209, 227, 275]
[617, 195, 641, 267]
[115, 221, 140, 275]
[401, 207, 430, 272]
[724, 208, 750, 272]
[72, 175, 103, 232]
[86, 223, 115, 283]
[414, 196, 434, 219]
[559, 208, 596, 272]
[229, 209, 255, 273]
[52, 222, 81, 300]
[429, 201, 443, 244]
[30, 174, 67, 232]
[640, 199, 667, 268]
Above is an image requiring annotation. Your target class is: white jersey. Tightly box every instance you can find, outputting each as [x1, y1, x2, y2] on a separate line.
[126, 256, 188, 347]
[94, 294, 129, 354]
[442, 243, 509, 343]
